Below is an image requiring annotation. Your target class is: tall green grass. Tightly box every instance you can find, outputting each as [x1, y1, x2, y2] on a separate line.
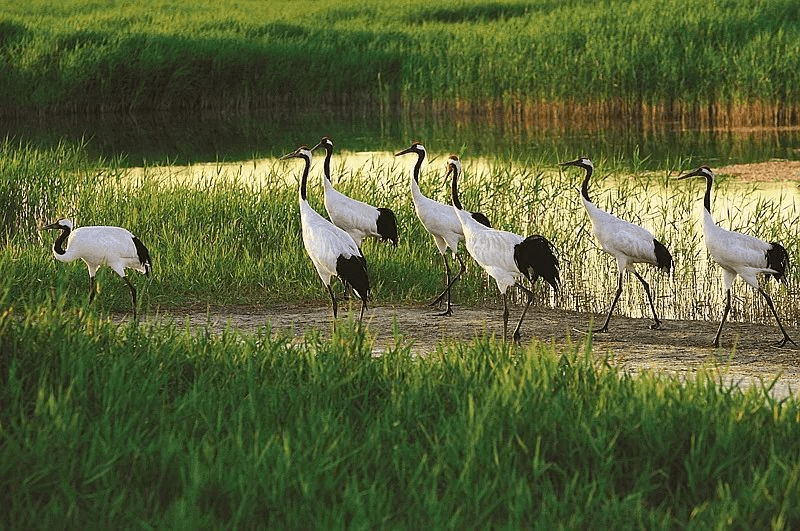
[1, 0, 799, 115]
[1, 305, 799, 528]
[3, 138, 799, 327]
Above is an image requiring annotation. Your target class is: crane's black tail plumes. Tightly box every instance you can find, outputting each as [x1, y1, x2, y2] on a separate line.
[337, 253, 370, 303]
[767, 242, 790, 283]
[132, 236, 152, 276]
[514, 235, 560, 293]
[653, 238, 672, 275]
[376, 208, 399, 246]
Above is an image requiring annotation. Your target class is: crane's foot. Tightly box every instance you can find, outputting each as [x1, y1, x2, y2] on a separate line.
[428, 293, 446, 307]
[591, 326, 609, 334]
[649, 320, 662, 330]
[778, 335, 796, 348]
[436, 308, 453, 317]
[512, 330, 522, 344]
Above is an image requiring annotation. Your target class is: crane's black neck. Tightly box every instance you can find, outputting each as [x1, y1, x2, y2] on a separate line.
[298, 153, 311, 201]
[322, 144, 333, 182]
[412, 150, 424, 184]
[580, 165, 593, 203]
[53, 226, 70, 255]
[703, 174, 713, 214]
[450, 165, 463, 210]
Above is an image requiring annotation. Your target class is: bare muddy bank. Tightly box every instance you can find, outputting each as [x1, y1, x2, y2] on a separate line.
[139, 303, 800, 399]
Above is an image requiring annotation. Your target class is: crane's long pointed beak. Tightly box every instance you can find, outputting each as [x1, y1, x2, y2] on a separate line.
[394, 147, 414, 156]
[279, 152, 297, 161]
[42, 222, 60, 230]
[677, 171, 700, 180]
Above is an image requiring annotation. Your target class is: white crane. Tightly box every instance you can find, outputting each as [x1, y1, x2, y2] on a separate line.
[43, 218, 151, 319]
[280, 145, 369, 326]
[678, 165, 794, 347]
[310, 136, 398, 248]
[394, 141, 491, 316]
[560, 157, 673, 332]
[448, 154, 560, 342]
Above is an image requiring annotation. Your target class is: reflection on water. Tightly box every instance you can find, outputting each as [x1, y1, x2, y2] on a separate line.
[3, 102, 800, 168]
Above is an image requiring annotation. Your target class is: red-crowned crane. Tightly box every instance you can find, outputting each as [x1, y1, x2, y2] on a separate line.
[560, 157, 673, 332]
[311, 136, 398, 248]
[678, 165, 794, 347]
[394, 141, 491, 316]
[43, 218, 151, 319]
[280, 145, 369, 326]
[448, 155, 560, 342]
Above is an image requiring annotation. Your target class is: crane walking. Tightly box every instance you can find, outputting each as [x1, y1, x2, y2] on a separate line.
[43, 218, 151, 319]
[448, 155, 560, 342]
[311, 136, 398, 248]
[395, 141, 491, 316]
[281, 145, 369, 326]
[678, 166, 794, 347]
[560, 157, 673, 332]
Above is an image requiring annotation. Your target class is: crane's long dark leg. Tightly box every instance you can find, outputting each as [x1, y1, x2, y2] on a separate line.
[434, 253, 465, 316]
[122, 276, 138, 319]
[430, 253, 451, 307]
[502, 292, 510, 342]
[713, 289, 732, 347]
[633, 271, 661, 330]
[759, 288, 796, 347]
[594, 271, 624, 333]
[512, 282, 535, 344]
[430, 252, 462, 313]
[88, 276, 97, 304]
[327, 284, 338, 331]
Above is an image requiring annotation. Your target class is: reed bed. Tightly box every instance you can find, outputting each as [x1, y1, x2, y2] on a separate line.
[1, 305, 799, 528]
[2, 0, 800, 116]
[3, 139, 800, 328]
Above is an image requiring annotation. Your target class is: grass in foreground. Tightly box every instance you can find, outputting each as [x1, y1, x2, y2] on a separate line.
[1, 305, 799, 528]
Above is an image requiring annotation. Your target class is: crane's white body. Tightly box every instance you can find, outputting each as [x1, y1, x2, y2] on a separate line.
[411, 175, 464, 256]
[456, 211, 525, 295]
[701, 208, 776, 291]
[52, 224, 149, 278]
[582, 198, 662, 274]
[299, 198, 363, 287]
[322, 181, 378, 248]
[312, 137, 397, 248]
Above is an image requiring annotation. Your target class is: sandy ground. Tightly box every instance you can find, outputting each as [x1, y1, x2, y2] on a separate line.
[148, 301, 800, 400]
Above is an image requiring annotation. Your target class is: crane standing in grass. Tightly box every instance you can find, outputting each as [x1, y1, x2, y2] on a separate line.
[678, 165, 794, 347]
[448, 154, 560, 342]
[281, 145, 369, 326]
[311, 136, 398, 248]
[43, 218, 151, 319]
[560, 157, 673, 332]
[394, 141, 491, 316]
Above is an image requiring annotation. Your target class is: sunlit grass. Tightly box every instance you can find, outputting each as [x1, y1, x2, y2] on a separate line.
[3, 139, 800, 327]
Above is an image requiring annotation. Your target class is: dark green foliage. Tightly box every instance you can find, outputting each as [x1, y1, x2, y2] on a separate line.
[1, 0, 800, 115]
